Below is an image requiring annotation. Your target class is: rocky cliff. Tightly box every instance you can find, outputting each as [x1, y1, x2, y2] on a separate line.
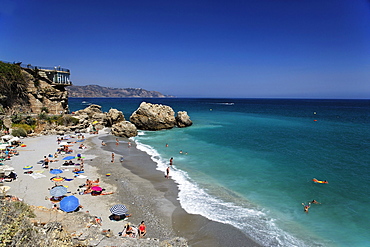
[0, 62, 69, 114]
[67, 85, 170, 98]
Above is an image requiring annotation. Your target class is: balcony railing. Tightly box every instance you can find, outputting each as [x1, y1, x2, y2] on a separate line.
[1, 60, 70, 73]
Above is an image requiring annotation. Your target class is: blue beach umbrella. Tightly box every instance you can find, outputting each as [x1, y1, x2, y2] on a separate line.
[23, 166, 33, 170]
[50, 186, 67, 197]
[60, 195, 79, 212]
[49, 169, 63, 174]
[62, 156, 75, 160]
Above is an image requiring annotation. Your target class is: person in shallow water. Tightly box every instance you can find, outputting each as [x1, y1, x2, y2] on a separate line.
[311, 200, 321, 204]
[302, 202, 311, 212]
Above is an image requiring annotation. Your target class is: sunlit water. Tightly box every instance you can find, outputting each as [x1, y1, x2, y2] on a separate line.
[70, 98, 370, 247]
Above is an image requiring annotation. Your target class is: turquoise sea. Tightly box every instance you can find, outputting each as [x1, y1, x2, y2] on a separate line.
[69, 98, 370, 247]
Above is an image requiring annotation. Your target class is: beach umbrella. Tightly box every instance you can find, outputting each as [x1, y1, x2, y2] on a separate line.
[49, 169, 63, 175]
[59, 142, 69, 146]
[62, 156, 75, 160]
[50, 186, 67, 197]
[23, 166, 33, 170]
[110, 204, 128, 215]
[60, 195, 79, 212]
[91, 186, 102, 191]
[51, 177, 64, 182]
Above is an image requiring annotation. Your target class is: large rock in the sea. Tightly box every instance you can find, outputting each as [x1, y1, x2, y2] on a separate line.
[175, 111, 192, 128]
[111, 121, 138, 138]
[130, 102, 176, 130]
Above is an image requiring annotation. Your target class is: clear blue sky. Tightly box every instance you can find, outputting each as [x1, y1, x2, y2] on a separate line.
[1, 0, 369, 98]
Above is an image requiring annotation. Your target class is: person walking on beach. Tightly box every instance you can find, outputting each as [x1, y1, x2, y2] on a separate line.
[116, 138, 119, 145]
[128, 141, 132, 148]
[166, 166, 170, 179]
[111, 153, 115, 163]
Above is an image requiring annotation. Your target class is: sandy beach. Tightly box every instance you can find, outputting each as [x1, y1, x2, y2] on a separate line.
[3, 130, 261, 247]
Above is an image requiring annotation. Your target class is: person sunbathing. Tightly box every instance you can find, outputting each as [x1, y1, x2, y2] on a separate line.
[83, 188, 92, 194]
[73, 168, 84, 173]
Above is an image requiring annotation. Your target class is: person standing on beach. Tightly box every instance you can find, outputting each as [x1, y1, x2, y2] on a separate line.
[166, 166, 170, 179]
[43, 156, 49, 169]
[128, 141, 132, 148]
[111, 153, 115, 163]
[116, 138, 119, 145]
[169, 157, 173, 166]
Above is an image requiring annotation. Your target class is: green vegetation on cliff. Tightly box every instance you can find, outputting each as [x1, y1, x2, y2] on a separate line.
[0, 62, 28, 112]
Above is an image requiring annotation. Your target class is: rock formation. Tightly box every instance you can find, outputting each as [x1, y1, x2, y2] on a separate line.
[106, 108, 125, 127]
[0, 62, 69, 114]
[130, 102, 177, 130]
[175, 111, 193, 128]
[111, 121, 138, 138]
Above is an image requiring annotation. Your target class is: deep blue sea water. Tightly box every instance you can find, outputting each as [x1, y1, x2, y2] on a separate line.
[69, 98, 370, 247]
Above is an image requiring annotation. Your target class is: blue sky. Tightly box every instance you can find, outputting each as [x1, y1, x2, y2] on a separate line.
[1, 0, 369, 98]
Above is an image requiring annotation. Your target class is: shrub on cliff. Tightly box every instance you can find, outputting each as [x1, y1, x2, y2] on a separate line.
[56, 115, 79, 126]
[0, 62, 28, 112]
[0, 199, 37, 246]
[11, 127, 28, 137]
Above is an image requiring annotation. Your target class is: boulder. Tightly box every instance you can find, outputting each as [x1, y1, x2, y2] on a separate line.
[129, 102, 176, 130]
[175, 111, 193, 128]
[74, 104, 102, 117]
[111, 121, 138, 138]
[106, 108, 125, 127]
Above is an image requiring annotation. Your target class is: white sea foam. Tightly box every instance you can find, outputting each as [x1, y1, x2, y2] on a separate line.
[134, 138, 308, 247]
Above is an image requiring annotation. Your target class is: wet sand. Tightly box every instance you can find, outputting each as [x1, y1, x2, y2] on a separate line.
[95, 132, 261, 247]
[4, 130, 261, 246]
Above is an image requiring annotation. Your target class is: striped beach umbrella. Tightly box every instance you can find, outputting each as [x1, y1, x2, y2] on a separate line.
[51, 177, 64, 182]
[23, 166, 33, 170]
[110, 204, 128, 215]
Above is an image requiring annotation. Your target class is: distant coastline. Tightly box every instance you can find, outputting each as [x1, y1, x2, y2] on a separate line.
[67, 84, 173, 98]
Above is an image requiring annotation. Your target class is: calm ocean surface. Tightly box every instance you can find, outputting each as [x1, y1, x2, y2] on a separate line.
[69, 98, 370, 247]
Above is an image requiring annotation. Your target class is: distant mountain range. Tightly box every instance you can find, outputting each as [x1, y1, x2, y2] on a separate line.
[67, 85, 172, 98]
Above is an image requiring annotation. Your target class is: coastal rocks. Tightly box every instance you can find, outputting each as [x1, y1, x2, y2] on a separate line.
[111, 121, 138, 138]
[130, 102, 176, 130]
[106, 108, 125, 126]
[175, 111, 192, 128]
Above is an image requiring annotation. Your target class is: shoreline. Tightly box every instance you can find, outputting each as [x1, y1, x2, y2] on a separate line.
[95, 133, 261, 247]
[3, 130, 261, 246]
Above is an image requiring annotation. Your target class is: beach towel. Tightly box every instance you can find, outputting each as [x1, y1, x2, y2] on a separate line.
[29, 173, 46, 179]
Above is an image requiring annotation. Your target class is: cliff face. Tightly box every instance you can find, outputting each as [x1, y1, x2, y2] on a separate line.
[67, 85, 170, 98]
[0, 62, 69, 114]
[23, 68, 69, 114]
